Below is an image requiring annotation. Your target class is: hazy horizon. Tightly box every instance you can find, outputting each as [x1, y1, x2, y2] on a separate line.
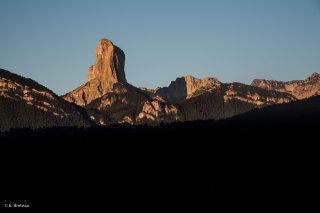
[1, 0, 319, 95]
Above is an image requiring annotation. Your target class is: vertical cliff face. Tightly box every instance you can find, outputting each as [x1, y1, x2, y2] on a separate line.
[88, 39, 126, 91]
[63, 39, 127, 106]
[156, 75, 221, 101]
[251, 72, 320, 99]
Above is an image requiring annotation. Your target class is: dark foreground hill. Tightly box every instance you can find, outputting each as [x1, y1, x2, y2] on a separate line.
[0, 96, 319, 209]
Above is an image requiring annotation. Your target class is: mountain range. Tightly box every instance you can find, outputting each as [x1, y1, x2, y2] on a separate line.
[1, 38, 319, 131]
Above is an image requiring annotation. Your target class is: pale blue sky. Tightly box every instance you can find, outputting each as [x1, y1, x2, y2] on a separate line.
[0, 0, 319, 95]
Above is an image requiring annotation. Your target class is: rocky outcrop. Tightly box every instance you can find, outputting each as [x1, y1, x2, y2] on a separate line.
[85, 83, 183, 125]
[150, 75, 295, 121]
[86, 83, 148, 124]
[0, 68, 91, 131]
[156, 75, 221, 101]
[64, 39, 127, 106]
[63, 39, 184, 125]
[136, 99, 183, 124]
[251, 72, 320, 99]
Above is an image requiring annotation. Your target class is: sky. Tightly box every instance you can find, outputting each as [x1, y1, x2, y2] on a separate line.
[0, 0, 319, 95]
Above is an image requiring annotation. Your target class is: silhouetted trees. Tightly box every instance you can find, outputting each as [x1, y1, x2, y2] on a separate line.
[0, 96, 88, 132]
[1, 96, 319, 208]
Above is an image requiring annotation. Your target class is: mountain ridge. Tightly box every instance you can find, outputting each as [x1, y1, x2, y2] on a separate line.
[62, 38, 305, 125]
[1, 38, 319, 130]
[251, 72, 320, 99]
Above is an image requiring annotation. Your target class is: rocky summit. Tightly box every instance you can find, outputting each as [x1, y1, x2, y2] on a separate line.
[64, 39, 127, 106]
[63, 39, 183, 125]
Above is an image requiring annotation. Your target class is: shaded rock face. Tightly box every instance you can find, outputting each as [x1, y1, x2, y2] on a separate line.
[64, 39, 127, 106]
[251, 72, 320, 99]
[0, 69, 91, 131]
[156, 75, 221, 101]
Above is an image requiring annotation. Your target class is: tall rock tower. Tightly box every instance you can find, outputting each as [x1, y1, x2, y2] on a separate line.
[64, 39, 127, 106]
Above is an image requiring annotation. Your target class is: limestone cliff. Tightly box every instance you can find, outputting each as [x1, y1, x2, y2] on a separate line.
[64, 39, 127, 106]
[156, 75, 221, 101]
[251, 72, 320, 99]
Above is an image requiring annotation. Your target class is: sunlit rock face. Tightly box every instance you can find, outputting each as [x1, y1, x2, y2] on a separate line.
[136, 99, 183, 124]
[0, 68, 91, 131]
[63, 38, 184, 125]
[88, 39, 126, 89]
[152, 75, 295, 121]
[85, 83, 184, 125]
[251, 72, 320, 99]
[64, 39, 127, 106]
[223, 83, 295, 106]
[156, 75, 221, 101]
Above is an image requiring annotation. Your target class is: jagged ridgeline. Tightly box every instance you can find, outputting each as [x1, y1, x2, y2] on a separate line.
[1, 38, 320, 131]
[62, 38, 312, 125]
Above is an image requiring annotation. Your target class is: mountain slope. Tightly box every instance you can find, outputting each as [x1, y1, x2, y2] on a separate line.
[0, 68, 92, 131]
[179, 82, 296, 120]
[226, 94, 320, 124]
